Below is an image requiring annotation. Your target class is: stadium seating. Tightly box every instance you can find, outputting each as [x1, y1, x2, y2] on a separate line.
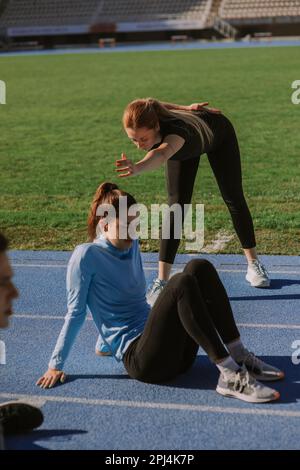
[219, 0, 300, 20]
[0, 0, 212, 29]
[0, 0, 299, 32]
[0, 0, 100, 28]
[95, 0, 211, 22]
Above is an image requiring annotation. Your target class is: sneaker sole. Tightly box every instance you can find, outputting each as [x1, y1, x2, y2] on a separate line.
[249, 371, 285, 382]
[216, 386, 280, 403]
[245, 275, 270, 288]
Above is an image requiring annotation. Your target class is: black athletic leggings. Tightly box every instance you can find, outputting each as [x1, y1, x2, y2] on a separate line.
[160, 114, 256, 264]
[122, 258, 240, 384]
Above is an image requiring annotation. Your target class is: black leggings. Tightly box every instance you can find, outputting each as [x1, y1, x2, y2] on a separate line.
[122, 259, 240, 384]
[160, 115, 256, 264]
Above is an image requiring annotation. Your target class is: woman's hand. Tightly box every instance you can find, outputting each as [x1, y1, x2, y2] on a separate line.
[189, 102, 222, 114]
[36, 369, 66, 389]
[115, 153, 139, 178]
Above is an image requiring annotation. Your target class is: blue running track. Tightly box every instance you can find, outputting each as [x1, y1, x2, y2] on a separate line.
[0, 250, 299, 450]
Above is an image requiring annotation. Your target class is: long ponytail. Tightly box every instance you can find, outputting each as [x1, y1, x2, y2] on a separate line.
[87, 182, 137, 241]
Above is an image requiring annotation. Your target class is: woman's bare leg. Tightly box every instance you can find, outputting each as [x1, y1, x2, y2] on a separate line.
[243, 246, 258, 263]
[158, 261, 172, 281]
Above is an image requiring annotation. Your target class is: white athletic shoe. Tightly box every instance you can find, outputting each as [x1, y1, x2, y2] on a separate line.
[237, 350, 284, 382]
[216, 366, 280, 403]
[246, 260, 270, 287]
[146, 278, 167, 307]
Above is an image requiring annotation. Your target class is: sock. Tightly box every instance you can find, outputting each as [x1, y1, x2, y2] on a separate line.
[215, 355, 240, 377]
[225, 338, 247, 363]
[157, 278, 167, 285]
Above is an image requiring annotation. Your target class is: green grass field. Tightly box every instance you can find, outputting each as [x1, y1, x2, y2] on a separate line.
[0, 46, 299, 254]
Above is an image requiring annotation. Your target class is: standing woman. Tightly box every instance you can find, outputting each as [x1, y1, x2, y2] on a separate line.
[117, 98, 270, 305]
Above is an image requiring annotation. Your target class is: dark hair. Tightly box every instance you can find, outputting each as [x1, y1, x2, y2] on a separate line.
[87, 182, 137, 241]
[0, 232, 8, 253]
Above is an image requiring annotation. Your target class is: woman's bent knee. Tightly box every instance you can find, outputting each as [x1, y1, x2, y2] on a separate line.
[168, 271, 195, 290]
[184, 258, 214, 274]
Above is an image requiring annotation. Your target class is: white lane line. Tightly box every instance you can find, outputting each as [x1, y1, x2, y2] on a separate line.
[10, 314, 300, 330]
[213, 269, 300, 274]
[12, 263, 67, 268]
[238, 323, 300, 330]
[0, 393, 299, 418]
[0, 397, 48, 408]
[11, 264, 300, 274]
[13, 314, 66, 320]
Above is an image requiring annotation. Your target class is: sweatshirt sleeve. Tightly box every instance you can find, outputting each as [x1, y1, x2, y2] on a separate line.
[48, 245, 94, 370]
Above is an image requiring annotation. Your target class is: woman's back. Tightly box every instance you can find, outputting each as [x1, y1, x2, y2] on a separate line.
[152, 110, 235, 160]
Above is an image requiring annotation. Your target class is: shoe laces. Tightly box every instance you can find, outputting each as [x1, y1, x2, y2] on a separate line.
[250, 260, 269, 277]
[232, 367, 256, 393]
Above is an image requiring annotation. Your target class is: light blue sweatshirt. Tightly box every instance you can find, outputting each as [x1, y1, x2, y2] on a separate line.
[48, 234, 151, 370]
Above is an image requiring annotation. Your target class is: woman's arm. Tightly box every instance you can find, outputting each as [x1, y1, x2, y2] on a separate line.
[36, 246, 93, 388]
[116, 135, 185, 177]
[135, 136, 185, 173]
[135, 148, 167, 173]
[160, 101, 190, 111]
[115, 149, 165, 177]
[162, 100, 222, 114]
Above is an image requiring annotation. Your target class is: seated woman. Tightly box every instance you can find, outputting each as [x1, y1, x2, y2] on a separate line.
[36, 182, 284, 403]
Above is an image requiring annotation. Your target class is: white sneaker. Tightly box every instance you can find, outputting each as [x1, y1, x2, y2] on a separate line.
[146, 278, 167, 307]
[237, 349, 284, 382]
[216, 366, 280, 403]
[246, 260, 270, 287]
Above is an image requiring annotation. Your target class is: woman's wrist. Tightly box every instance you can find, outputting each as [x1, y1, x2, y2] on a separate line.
[176, 104, 190, 111]
[161, 101, 190, 111]
[134, 161, 144, 175]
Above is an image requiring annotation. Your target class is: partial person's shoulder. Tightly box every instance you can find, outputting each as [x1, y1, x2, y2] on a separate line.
[70, 242, 98, 265]
[73, 242, 95, 256]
